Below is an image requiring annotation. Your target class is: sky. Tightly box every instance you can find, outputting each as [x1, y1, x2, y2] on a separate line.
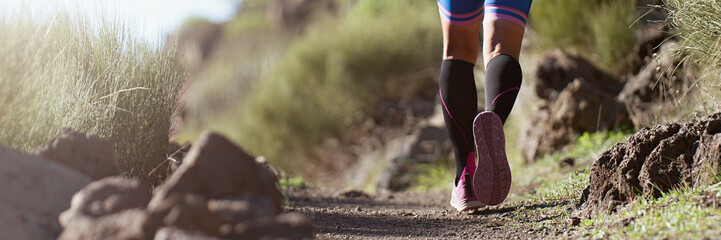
[0, 0, 239, 42]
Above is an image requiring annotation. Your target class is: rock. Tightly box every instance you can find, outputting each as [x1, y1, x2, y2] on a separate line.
[408, 126, 452, 164]
[335, 190, 370, 198]
[208, 196, 277, 224]
[154, 227, 223, 240]
[58, 209, 151, 240]
[0, 145, 92, 240]
[255, 156, 280, 181]
[520, 50, 632, 162]
[617, 42, 694, 128]
[519, 78, 631, 162]
[225, 213, 314, 240]
[376, 157, 415, 191]
[534, 50, 622, 101]
[59, 176, 151, 227]
[376, 124, 452, 191]
[155, 194, 224, 236]
[148, 131, 282, 215]
[559, 157, 575, 168]
[692, 119, 721, 186]
[582, 113, 721, 214]
[569, 217, 581, 226]
[628, 26, 667, 75]
[167, 143, 192, 172]
[31, 127, 118, 180]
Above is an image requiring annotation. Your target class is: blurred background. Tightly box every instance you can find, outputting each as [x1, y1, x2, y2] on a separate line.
[1, 0, 718, 192]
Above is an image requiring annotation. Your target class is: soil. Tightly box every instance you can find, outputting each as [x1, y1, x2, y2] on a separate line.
[582, 113, 721, 215]
[286, 189, 575, 239]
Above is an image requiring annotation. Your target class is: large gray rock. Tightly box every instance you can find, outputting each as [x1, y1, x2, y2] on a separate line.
[59, 176, 151, 227]
[0, 145, 92, 240]
[225, 213, 314, 240]
[148, 131, 282, 215]
[32, 127, 118, 180]
[58, 209, 151, 240]
[154, 227, 223, 240]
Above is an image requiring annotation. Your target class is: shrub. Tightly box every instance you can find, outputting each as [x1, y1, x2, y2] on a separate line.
[0, 12, 187, 183]
[231, 0, 442, 173]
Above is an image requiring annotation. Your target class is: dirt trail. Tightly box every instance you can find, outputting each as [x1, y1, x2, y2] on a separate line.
[286, 189, 572, 239]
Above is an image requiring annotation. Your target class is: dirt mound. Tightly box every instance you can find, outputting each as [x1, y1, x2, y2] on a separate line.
[519, 50, 631, 162]
[520, 32, 695, 162]
[581, 113, 721, 214]
[60, 131, 314, 239]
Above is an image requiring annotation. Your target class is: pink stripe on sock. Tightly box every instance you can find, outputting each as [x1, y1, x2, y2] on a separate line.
[491, 87, 520, 105]
[440, 89, 470, 145]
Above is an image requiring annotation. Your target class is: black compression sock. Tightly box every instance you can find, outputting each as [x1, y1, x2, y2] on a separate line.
[484, 54, 522, 124]
[439, 59, 477, 185]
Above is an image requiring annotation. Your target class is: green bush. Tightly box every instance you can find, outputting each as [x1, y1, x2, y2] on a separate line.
[231, 0, 442, 173]
[0, 12, 187, 183]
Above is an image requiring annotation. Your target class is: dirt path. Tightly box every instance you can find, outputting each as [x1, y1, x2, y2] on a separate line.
[286, 189, 574, 239]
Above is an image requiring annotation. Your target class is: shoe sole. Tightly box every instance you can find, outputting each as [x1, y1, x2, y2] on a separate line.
[450, 199, 485, 212]
[472, 111, 511, 206]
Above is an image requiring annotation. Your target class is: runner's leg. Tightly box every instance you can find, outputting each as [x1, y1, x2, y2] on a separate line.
[437, 0, 483, 185]
[482, 0, 532, 123]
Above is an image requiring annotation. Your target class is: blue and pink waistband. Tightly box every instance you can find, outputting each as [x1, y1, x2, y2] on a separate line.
[437, 0, 532, 28]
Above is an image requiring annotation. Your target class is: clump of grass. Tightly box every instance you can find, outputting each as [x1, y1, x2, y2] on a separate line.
[662, 0, 721, 114]
[0, 11, 187, 183]
[578, 185, 721, 238]
[412, 157, 455, 192]
[530, 0, 638, 72]
[663, 0, 721, 69]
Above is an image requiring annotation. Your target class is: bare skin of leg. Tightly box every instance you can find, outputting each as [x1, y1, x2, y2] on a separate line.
[482, 18, 525, 67]
[441, 17, 483, 64]
[442, 17, 525, 68]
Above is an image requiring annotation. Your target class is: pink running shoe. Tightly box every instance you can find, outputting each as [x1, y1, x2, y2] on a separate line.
[472, 111, 512, 206]
[450, 173, 485, 212]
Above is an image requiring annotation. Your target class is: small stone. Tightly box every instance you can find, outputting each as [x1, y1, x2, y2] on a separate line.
[335, 190, 370, 198]
[570, 217, 581, 226]
[559, 157, 575, 168]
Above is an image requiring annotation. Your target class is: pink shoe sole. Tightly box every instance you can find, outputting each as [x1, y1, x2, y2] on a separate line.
[472, 111, 511, 206]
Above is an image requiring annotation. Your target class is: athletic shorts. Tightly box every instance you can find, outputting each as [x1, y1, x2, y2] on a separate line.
[437, 0, 532, 28]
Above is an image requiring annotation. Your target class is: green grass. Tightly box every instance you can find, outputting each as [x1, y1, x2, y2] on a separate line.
[190, 0, 442, 174]
[0, 11, 187, 183]
[513, 131, 632, 193]
[412, 157, 456, 192]
[530, 0, 638, 72]
[577, 184, 721, 239]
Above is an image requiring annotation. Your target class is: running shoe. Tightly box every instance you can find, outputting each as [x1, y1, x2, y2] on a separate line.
[450, 173, 485, 212]
[472, 111, 512, 206]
